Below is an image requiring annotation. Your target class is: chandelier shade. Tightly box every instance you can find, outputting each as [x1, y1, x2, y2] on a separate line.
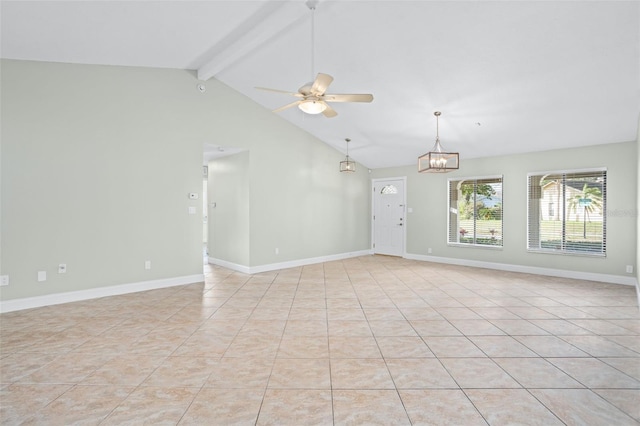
[340, 138, 356, 172]
[418, 111, 459, 173]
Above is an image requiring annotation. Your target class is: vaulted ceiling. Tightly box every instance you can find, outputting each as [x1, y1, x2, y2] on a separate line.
[2, 1, 638, 169]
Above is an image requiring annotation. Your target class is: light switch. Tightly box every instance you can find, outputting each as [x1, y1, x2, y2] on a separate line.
[188, 206, 196, 215]
[38, 271, 47, 282]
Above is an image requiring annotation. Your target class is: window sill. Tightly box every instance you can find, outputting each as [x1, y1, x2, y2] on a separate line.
[527, 248, 606, 258]
[448, 243, 503, 250]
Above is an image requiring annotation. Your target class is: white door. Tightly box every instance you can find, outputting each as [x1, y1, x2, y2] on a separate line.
[373, 178, 405, 256]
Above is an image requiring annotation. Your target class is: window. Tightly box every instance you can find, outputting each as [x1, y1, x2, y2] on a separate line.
[381, 185, 398, 195]
[448, 176, 503, 247]
[527, 169, 606, 256]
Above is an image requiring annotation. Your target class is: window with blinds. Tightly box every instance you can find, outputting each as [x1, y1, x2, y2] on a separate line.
[527, 169, 606, 256]
[448, 176, 503, 247]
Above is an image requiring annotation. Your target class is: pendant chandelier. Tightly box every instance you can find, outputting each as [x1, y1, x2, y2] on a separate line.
[340, 138, 356, 172]
[418, 111, 459, 173]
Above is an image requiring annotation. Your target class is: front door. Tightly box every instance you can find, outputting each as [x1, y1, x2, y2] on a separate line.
[372, 178, 405, 256]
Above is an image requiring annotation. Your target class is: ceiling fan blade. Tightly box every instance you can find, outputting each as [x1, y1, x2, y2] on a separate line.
[311, 73, 333, 95]
[324, 93, 374, 103]
[322, 103, 338, 118]
[273, 100, 302, 113]
[255, 87, 303, 97]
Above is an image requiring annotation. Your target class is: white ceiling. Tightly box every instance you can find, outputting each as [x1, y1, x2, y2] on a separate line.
[2, 1, 638, 169]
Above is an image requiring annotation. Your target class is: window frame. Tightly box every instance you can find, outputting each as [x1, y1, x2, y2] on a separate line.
[447, 174, 503, 249]
[527, 167, 607, 257]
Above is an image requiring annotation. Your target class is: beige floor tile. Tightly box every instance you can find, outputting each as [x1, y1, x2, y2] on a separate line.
[257, 389, 333, 425]
[0, 383, 72, 424]
[385, 358, 457, 388]
[440, 358, 520, 389]
[0, 352, 60, 384]
[449, 319, 506, 336]
[332, 390, 411, 425]
[363, 308, 406, 321]
[514, 335, 590, 357]
[528, 319, 594, 335]
[594, 389, 640, 422]
[376, 336, 434, 358]
[284, 319, 328, 337]
[327, 308, 366, 321]
[601, 357, 640, 381]
[329, 336, 382, 358]
[22, 352, 114, 384]
[238, 319, 286, 336]
[81, 355, 166, 386]
[197, 319, 246, 335]
[142, 356, 218, 387]
[569, 319, 635, 335]
[330, 358, 395, 389]
[328, 320, 373, 336]
[548, 357, 640, 388]
[468, 336, 538, 357]
[493, 357, 584, 388]
[559, 335, 640, 357]
[268, 358, 331, 389]
[101, 386, 198, 425]
[2, 257, 638, 425]
[277, 335, 329, 358]
[223, 335, 281, 358]
[465, 389, 563, 425]
[172, 332, 234, 357]
[423, 336, 486, 357]
[489, 319, 549, 335]
[507, 306, 560, 319]
[435, 307, 483, 320]
[23, 384, 133, 425]
[179, 388, 263, 425]
[470, 307, 521, 320]
[530, 389, 638, 425]
[205, 357, 273, 389]
[410, 320, 462, 336]
[399, 389, 487, 425]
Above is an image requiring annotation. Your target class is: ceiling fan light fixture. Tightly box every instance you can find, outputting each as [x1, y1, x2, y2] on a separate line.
[298, 99, 327, 114]
[340, 138, 356, 173]
[418, 111, 459, 173]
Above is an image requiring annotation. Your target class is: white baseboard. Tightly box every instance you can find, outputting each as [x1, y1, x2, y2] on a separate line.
[404, 253, 637, 286]
[0, 274, 204, 313]
[208, 250, 373, 275]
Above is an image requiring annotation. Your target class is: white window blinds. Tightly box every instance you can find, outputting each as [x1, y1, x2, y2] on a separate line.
[527, 169, 606, 256]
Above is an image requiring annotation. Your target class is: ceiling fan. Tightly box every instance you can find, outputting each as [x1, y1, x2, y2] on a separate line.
[256, 0, 373, 118]
[256, 73, 373, 118]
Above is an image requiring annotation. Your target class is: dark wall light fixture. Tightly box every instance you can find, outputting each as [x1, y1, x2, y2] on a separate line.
[340, 138, 356, 172]
[418, 111, 459, 173]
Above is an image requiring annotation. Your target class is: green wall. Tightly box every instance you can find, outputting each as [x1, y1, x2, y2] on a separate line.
[0, 59, 372, 302]
[372, 141, 637, 280]
[636, 115, 640, 298]
[208, 151, 250, 266]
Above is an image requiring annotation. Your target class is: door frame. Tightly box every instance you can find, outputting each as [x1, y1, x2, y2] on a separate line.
[371, 176, 407, 256]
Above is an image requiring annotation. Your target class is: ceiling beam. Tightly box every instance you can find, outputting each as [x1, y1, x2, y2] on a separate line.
[197, 1, 308, 81]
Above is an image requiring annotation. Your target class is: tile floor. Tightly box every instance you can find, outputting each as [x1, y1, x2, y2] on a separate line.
[1, 255, 639, 425]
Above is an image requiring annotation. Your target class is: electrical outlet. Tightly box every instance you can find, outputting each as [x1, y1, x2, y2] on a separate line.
[58, 264, 67, 274]
[428, 248, 432, 254]
[275, 248, 279, 255]
[626, 265, 633, 274]
[145, 260, 151, 270]
[0, 275, 8, 286]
